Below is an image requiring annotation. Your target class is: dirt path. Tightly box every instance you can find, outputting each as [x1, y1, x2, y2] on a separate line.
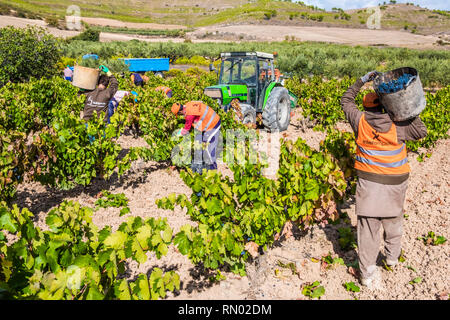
[1, 15, 444, 49]
[79, 17, 186, 30]
[13, 106, 449, 300]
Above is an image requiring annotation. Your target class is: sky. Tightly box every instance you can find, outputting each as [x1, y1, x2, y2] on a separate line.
[299, 0, 450, 11]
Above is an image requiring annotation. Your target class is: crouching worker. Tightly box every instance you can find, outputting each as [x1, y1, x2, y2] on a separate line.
[63, 65, 73, 81]
[106, 90, 136, 124]
[341, 71, 427, 289]
[171, 101, 221, 173]
[131, 72, 149, 87]
[155, 86, 173, 98]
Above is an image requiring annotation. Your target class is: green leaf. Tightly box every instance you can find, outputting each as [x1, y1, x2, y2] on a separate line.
[135, 225, 152, 250]
[206, 198, 223, 214]
[157, 242, 168, 257]
[161, 225, 173, 243]
[103, 231, 127, 249]
[407, 265, 417, 273]
[115, 279, 131, 300]
[173, 232, 190, 255]
[135, 275, 150, 300]
[0, 211, 17, 233]
[398, 251, 406, 263]
[151, 233, 162, 247]
[344, 282, 360, 292]
[311, 285, 325, 299]
[434, 236, 447, 245]
[86, 285, 104, 300]
[305, 188, 319, 201]
[383, 260, 393, 272]
[132, 240, 147, 264]
[119, 207, 130, 217]
[409, 277, 422, 285]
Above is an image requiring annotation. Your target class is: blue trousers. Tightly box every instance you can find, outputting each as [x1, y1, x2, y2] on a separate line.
[106, 99, 118, 124]
[192, 121, 221, 173]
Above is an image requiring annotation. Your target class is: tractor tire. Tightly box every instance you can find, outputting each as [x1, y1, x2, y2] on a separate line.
[262, 87, 291, 132]
[240, 103, 256, 127]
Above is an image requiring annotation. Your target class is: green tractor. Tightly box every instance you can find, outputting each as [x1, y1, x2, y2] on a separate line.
[204, 52, 297, 132]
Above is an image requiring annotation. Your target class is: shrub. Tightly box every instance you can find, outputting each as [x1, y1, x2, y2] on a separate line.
[45, 15, 60, 28]
[70, 28, 100, 41]
[0, 26, 61, 87]
[57, 56, 77, 70]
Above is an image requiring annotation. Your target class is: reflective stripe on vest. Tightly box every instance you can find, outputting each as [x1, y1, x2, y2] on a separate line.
[194, 105, 220, 131]
[355, 155, 408, 168]
[195, 105, 210, 130]
[184, 101, 220, 132]
[355, 114, 410, 175]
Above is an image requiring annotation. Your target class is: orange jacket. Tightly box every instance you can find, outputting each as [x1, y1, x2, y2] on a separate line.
[184, 101, 220, 132]
[355, 114, 410, 175]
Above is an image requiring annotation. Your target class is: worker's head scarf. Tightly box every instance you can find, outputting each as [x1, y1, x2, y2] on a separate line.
[363, 92, 380, 108]
[171, 103, 183, 115]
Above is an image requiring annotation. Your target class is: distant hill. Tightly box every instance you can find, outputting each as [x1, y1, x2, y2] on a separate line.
[0, 0, 449, 35]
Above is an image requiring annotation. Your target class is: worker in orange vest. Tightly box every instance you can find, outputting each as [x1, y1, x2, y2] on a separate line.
[155, 86, 173, 98]
[341, 71, 427, 289]
[171, 101, 221, 173]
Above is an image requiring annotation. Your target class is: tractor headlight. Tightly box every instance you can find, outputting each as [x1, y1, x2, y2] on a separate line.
[204, 88, 222, 100]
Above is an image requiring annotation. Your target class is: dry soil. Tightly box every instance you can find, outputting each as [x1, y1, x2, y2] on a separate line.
[14, 107, 449, 300]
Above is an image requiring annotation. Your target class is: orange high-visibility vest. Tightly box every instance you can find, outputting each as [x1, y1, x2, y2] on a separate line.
[155, 86, 172, 96]
[184, 101, 220, 132]
[355, 114, 410, 175]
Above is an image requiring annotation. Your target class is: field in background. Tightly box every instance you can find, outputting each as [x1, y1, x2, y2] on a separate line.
[63, 40, 450, 87]
[0, 0, 449, 35]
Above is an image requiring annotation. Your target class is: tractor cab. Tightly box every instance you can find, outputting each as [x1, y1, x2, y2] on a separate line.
[204, 52, 297, 132]
[205, 52, 276, 112]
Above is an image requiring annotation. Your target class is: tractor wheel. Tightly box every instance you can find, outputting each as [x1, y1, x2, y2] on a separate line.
[262, 87, 291, 132]
[240, 104, 256, 127]
[154, 72, 164, 78]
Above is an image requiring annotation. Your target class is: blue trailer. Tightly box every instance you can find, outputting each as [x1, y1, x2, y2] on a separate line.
[119, 58, 170, 77]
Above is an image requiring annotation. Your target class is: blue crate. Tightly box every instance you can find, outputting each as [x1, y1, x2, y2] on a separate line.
[119, 58, 170, 72]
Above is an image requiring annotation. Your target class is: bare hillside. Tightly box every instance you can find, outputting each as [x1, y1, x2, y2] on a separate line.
[0, 1, 449, 35]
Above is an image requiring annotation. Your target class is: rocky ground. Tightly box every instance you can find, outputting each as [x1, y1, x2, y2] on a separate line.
[14, 107, 449, 300]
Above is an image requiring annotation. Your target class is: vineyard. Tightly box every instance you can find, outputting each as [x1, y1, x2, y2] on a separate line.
[0, 27, 449, 301]
[62, 39, 450, 87]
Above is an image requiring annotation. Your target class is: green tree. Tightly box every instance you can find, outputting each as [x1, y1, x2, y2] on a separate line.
[0, 26, 61, 87]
